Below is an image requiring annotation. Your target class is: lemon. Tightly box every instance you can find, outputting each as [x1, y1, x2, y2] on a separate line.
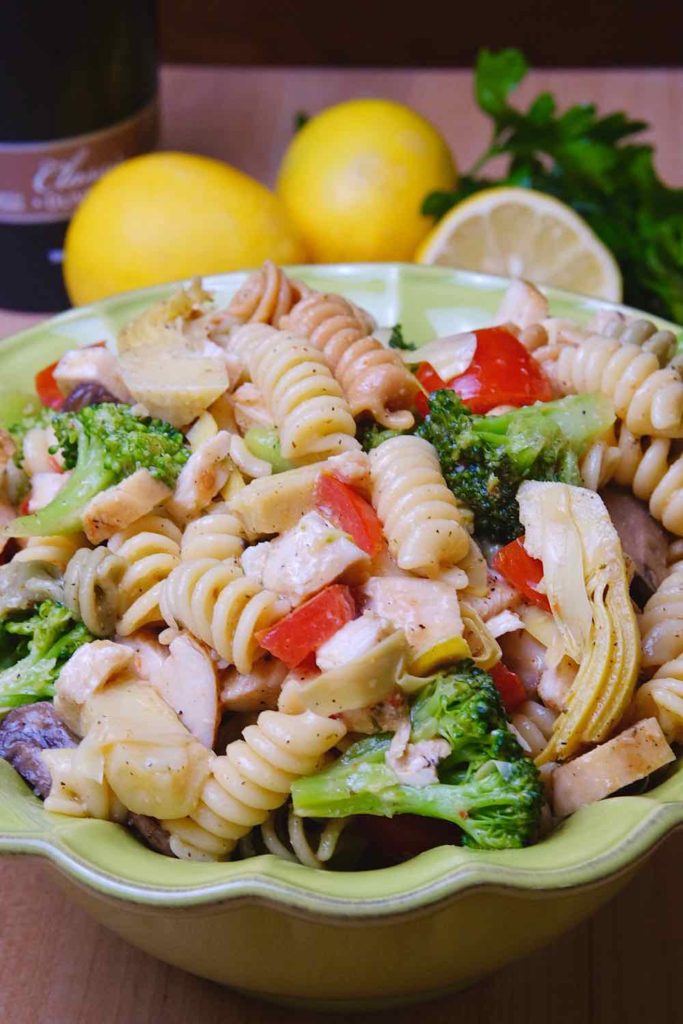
[277, 99, 456, 262]
[64, 152, 307, 305]
[416, 186, 622, 301]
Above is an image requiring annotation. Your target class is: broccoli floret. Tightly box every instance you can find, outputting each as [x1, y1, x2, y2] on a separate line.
[292, 661, 544, 851]
[292, 736, 543, 850]
[4, 403, 190, 538]
[418, 390, 615, 543]
[357, 421, 409, 452]
[410, 660, 522, 770]
[8, 401, 54, 468]
[0, 601, 93, 713]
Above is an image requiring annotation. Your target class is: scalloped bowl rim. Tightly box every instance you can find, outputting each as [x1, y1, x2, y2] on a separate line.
[0, 262, 681, 920]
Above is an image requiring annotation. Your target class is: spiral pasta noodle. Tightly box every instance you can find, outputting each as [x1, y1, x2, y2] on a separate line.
[589, 310, 677, 366]
[369, 435, 470, 576]
[551, 335, 683, 438]
[162, 708, 347, 860]
[639, 545, 683, 672]
[232, 324, 359, 462]
[579, 435, 621, 491]
[14, 534, 86, 571]
[160, 557, 290, 673]
[107, 514, 182, 636]
[281, 292, 418, 429]
[628, 659, 683, 744]
[227, 261, 311, 325]
[63, 546, 126, 637]
[510, 700, 557, 759]
[180, 506, 245, 562]
[590, 424, 683, 537]
[239, 805, 348, 868]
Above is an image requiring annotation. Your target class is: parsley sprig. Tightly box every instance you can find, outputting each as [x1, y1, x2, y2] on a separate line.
[423, 49, 683, 322]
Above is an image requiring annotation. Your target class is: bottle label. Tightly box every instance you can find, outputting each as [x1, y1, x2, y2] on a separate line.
[0, 100, 158, 225]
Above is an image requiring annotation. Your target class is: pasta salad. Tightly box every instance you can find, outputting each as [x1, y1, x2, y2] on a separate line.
[0, 263, 681, 868]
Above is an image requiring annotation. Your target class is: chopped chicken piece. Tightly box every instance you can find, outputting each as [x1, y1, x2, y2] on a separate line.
[538, 655, 576, 711]
[159, 633, 219, 748]
[387, 718, 451, 786]
[326, 450, 371, 491]
[23, 425, 60, 476]
[316, 611, 393, 671]
[241, 511, 369, 604]
[496, 279, 549, 329]
[53, 346, 132, 403]
[361, 576, 463, 658]
[118, 630, 169, 688]
[54, 640, 135, 735]
[82, 469, 172, 543]
[165, 431, 232, 524]
[28, 471, 70, 512]
[552, 718, 675, 817]
[486, 609, 524, 638]
[220, 656, 289, 712]
[465, 570, 521, 622]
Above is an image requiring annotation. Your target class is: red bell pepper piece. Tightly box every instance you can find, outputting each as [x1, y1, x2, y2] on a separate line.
[256, 584, 356, 668]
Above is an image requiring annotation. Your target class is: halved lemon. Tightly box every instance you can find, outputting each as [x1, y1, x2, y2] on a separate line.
[416, 186, 622, 301]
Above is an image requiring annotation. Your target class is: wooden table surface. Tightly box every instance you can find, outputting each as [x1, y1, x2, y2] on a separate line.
[1, 64, 682, 1024]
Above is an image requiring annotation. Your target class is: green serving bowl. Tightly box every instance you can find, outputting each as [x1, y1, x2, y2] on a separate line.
[1, 264, 682, 1010]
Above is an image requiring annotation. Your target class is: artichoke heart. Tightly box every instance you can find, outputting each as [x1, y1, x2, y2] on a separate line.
[117, 280, 228, 426]
[117, 279, 212, 355]
[279, 630, 409, 716]
[518, 482, 640, 764]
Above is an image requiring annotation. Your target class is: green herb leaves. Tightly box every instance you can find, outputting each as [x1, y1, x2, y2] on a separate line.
[423, 48, 683, 322]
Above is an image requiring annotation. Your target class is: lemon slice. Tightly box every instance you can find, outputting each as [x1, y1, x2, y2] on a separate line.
[416, 186, 622, 301]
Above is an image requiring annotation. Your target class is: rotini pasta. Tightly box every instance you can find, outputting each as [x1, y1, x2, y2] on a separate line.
[231, 324, 359, 462]
[511, 700, 557, 759]
[14, 533, 87, 571]
[588, 422, 683, 537]
[63, 546, 126, 637]
[628, 659, 683, 744]
[180, 505, 245, 561]
[162, 708, 346, 859]
[238, 804, 348, 868]
[281, 292, 418, 429]
[639, 544, 683, 672]
[227, 261, 311, 325]
[369, 435, 470, 576]
[107, 514, 182, 636]
[550, 335, 683, 438]
[588, 309, 677, 366]
[579, 435, 621, 491]
[160, 557, 290, 673]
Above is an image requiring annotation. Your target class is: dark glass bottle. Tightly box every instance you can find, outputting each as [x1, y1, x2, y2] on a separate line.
[0, 1, 158, 312]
